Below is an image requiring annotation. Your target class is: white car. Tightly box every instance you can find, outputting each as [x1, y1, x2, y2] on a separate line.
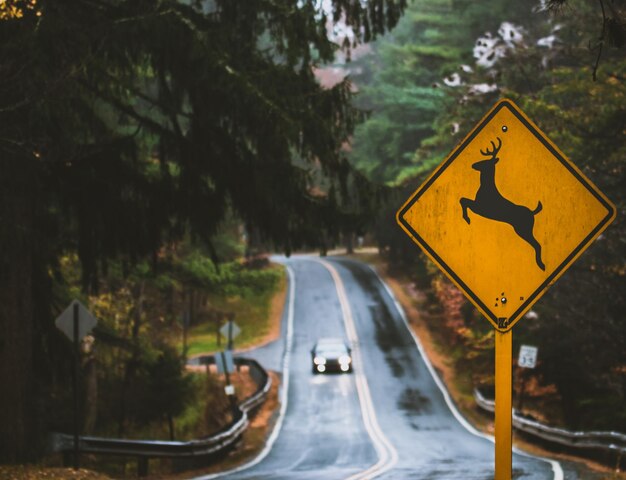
[311, 338, 352, 374]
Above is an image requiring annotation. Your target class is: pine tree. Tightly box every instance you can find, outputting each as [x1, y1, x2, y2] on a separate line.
[348, 0, 534, 185]
[0, 0, 406, 461]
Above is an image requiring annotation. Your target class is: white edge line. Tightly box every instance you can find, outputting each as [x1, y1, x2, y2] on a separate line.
[190, 264, 296, 480]
[317, 259, 399, 480]
[365, 263, 564, 480]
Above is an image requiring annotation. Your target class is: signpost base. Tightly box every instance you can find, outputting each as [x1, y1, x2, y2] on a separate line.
[495, 329, 512, 480]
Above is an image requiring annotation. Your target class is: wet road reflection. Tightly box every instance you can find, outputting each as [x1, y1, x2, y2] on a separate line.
[198, 257, 587, 479]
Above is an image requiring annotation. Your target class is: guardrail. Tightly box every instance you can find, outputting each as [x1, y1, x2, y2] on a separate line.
[474, 388, 626, 463]
[50, 356, 272, 476]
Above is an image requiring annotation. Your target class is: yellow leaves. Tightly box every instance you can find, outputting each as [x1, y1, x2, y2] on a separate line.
[0, 0, 40, 20]
[455, 326, 473, 341]
[607, 263, 626, 276]
[521, 376, 557, 398]
[0, 1, 25, 19]
[59, 253, 79, 268]
[89, 288, 134, 332]
[607, 74, 621, 86]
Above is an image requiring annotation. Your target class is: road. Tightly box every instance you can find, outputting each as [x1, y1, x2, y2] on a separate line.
[196, 256, 594, 479]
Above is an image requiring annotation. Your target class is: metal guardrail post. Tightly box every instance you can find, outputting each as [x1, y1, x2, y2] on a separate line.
[138, 457, 148, 477]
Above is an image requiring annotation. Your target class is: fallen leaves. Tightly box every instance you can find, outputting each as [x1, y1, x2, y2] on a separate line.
[0, 466, 112, 480]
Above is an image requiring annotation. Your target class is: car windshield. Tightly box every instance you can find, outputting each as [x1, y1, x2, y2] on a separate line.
[316, 345, 347, 356]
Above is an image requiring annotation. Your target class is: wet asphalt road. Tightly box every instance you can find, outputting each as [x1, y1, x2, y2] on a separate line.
[199, 256, 594, 480]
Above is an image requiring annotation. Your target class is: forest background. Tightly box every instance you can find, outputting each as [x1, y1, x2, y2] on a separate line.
[0, 0, 623, 469]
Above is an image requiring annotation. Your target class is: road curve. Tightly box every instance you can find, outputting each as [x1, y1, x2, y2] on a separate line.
[196, 259, 379, 479]
[327, 257, 560, 479]
[193, 256, 597, 479]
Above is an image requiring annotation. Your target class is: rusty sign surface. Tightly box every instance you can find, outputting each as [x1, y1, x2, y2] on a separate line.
[397, 99, 616, 331]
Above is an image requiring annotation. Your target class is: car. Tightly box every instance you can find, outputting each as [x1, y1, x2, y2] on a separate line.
[311, 337, 352, 374]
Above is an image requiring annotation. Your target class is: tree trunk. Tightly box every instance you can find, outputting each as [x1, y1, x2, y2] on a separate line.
[345, 232, 354, 254]
[0, 154, 38, 462]
[168, 413, 175, 441]
[117, 280, 145, 436]
[83, 355, 98, 434]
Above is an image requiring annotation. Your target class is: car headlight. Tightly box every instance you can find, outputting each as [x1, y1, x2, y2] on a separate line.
[339, 355, 351, 365]
[314, 356, 326, 365]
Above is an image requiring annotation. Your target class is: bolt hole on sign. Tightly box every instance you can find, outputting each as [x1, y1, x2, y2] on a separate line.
[397, 99, 616, 332]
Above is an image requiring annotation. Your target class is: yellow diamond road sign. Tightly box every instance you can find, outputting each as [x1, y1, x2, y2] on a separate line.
[397, 99, 616, 331]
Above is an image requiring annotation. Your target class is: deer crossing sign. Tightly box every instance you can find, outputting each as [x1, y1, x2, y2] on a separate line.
[397, 99, 616, 331]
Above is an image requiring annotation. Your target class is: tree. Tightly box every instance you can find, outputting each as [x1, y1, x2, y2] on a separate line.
[540, 0, 626, 80]
[141, 347, 194, 441]
[348, 0, 459, 184]
[0, 0, 406, 461]
[513, 62, 626, 430]
[347, 0, 535, 185]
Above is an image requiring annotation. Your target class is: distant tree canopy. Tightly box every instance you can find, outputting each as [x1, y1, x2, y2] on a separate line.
[348, 0, 536, 185]
[348, 0, 625, 185]
[0, 0, 406, 462]
[542, 0, 626, 80]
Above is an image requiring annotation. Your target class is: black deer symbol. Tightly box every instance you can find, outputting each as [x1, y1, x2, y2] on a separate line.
[459, 137, 545, 271]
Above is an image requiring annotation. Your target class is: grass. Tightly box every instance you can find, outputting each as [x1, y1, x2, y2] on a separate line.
[184, 263, 286, 357]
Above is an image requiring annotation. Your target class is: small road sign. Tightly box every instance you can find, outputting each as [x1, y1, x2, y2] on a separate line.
[220, 320, 241, 344]
[55, 299, 98, 341]
[397, 99, 616, 332]
[215, 350, 235, 374]
[518, 345, 538, 369]
[54, 299, 98, 470]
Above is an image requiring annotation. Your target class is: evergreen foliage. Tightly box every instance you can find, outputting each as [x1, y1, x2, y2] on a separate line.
[0, 0, 406, 461]
[348, 0, 535, 185]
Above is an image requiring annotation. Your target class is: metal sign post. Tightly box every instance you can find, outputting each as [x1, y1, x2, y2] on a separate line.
[397, 99, 616, 479]
[220, 317, 241, 352]
[495, 330, 512, 479]
[72, 302, 80, 470]
[217, 351, 238, 417]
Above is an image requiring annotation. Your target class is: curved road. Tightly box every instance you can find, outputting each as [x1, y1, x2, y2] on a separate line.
[196, 256, 593, 479]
